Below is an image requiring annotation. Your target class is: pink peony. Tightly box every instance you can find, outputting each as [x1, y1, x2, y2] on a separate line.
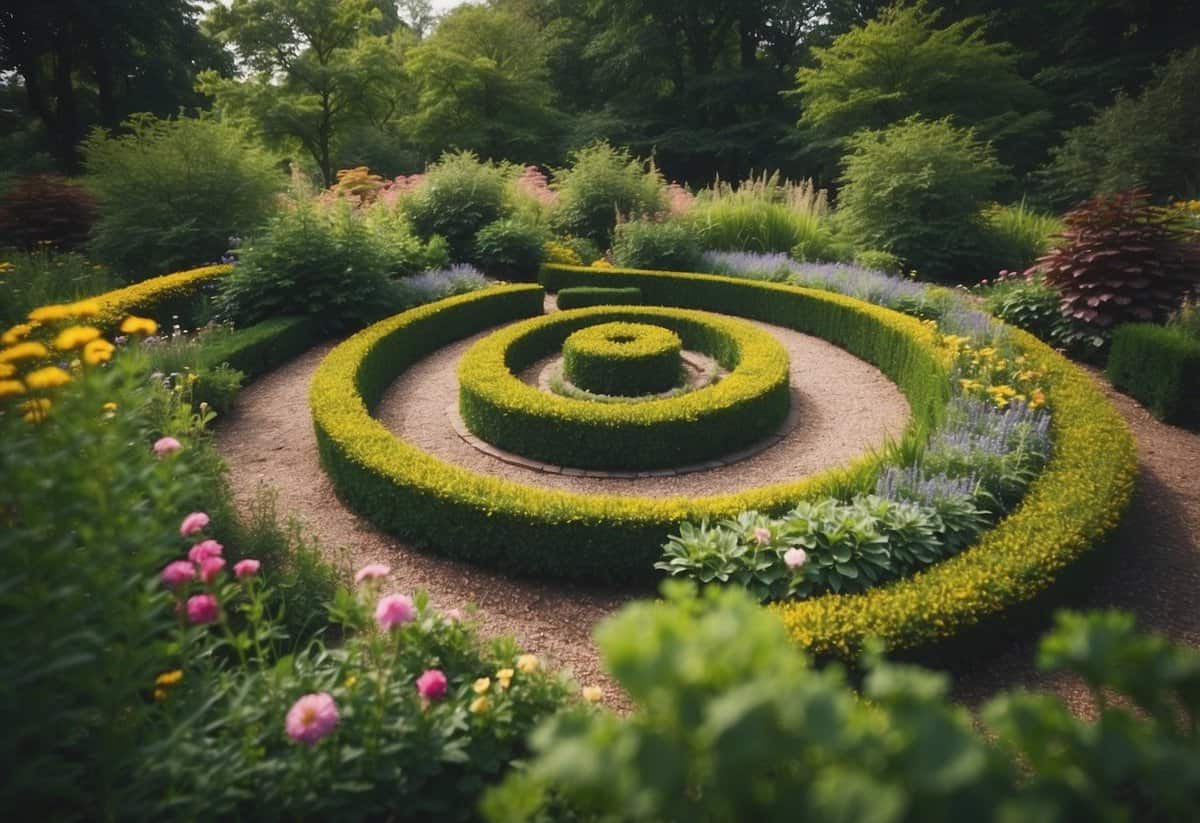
[161, 560, 195, 589]
[186, 593, 220, 625]
[354, 563, 390, 585]
[233, 558, 261, 579]
[753, 527, 771, 545]
[375, 593, 416, 631]
[285, 692, 339, 746]
[416, 669, 448, 700]
[179, 512, 210, 537]
[187, 539, 223, 565]
[153, 436, 182, 456]
[784, 548, 808, 570]
[199, 556, 226, 584]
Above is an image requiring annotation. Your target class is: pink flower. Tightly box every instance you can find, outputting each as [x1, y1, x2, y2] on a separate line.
[187, 539, 223, 565]
[784, 548, 808, 570]
[161, 560, 195, 589]
[199, 556, 226, 583]
[186, 593, 219, 625]
[153, 436, 182, 456]
[753, 527, 771, 545]
[285, 692, 339, 746]
[234, 558, 261, 579]
[444, 608, 463, 622]
[179, 512, 210, 537]
[416, 669, 448, 700]
[375, 593, 416, 631]
[354, 563, 390, 585]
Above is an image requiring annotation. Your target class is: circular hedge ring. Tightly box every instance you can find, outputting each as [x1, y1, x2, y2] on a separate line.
[457, 306, 791, 471]
[562, 321, 683, 396]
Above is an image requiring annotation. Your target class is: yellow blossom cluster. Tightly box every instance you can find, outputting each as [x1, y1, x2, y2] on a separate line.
[543, 240, 583, 266]
[944, 334, 1047, 409]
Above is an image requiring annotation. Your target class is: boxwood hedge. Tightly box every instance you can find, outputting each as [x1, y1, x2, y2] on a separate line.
[562, 321, 683, 396]
[93, 264, 232, 330]
[457, 306, 790, 470]
[556, 286, 643, 310]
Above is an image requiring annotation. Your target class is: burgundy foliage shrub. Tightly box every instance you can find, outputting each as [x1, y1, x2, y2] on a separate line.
[0, 174, 97, 249]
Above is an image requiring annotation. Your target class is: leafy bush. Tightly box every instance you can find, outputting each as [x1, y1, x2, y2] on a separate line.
[1028, 187, 1200, 328]
[84, 114, 282, 280]
[217, 199, 395, 334]
[406, 151, 512, 261]
[1107, 323, 1200, 426]
[555, 286, 643, 310]
[0, 174, 96, 249]
[611, 219, 703, 271]
[981, 200, 1063, 273]
[472, 218, 548, 280]
[359, 199, 451, 275]
[0, 247, 119, 326]
[549, 142, 664, 248]
[836, 116, 1006, 281]
[687, 174, 836, 258]
[977, 271, 1108, 356]
[485, 584, 1200, 822]
[853, 249, 904, 275]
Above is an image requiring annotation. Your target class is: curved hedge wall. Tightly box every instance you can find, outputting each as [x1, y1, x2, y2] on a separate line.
[457, 306, 790, 470]
[562, 321, 682, 396]
[93, 264, 232, 330]
[556, 286, 643, 310]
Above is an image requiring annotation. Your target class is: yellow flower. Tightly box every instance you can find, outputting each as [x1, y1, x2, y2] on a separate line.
[496, 668, 514, 689]
[472, 677, 491, 694]
[0, 363, 13, 378]
[0, 341, 49, 363]
[2, 323, 33, 345]
[69, 299, 101, 318]
[344, 675, 358, 689]
[102, 401, 118, 412]
[0, 261, 12, 272]
[155, 669, 183, 687]
[83, 339, 115, 365]
[516, 654, 539, 673]
[54, 325, 102, 350]
[469, 696, 491, 714]
[120, 315, 158, 336]
[1030, 388, 1046, 409]
[25, 366, 71, 390]
[28, 304, 73, 322]
[22, 397, 51, 423]
[153, 688, 168, 702]
[581, 686, 603, 703]
[0, 379, 24, 399]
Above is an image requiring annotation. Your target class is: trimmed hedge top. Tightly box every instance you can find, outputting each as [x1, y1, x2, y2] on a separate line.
[563, 321, 683, 396]
[94, 264, 232, 330]
[556, 286, 644, 310]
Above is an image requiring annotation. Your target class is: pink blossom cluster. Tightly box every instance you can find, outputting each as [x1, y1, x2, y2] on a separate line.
[664, 183, 695, 217]
[159, 510, 260, 626]
[515, 166, 558, 207]
[377, 173, 426, 206]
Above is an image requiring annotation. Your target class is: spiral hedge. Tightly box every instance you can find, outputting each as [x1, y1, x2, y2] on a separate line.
[457, 306, 790, 470]
[310, 265, 1135, 657]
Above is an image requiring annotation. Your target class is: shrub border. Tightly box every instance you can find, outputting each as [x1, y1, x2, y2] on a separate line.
[457, 307, 790, 470]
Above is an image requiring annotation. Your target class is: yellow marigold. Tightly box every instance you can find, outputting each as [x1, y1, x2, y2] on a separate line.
[516, 654, 539, 673]
[22, 397, 51, 423]
[0, 341, 49, 363]
[0, 379, 24, 398]
[28, 303, 74, 322]
[120, 316, 158, 336]
[54, 325, 102, 350]
[1, 323, 33, 345]
[581, 685, 603, 702]
[25, 366, 71, 390]
[83, 339, 115, 365]
[469, 696, 491, 714]
[0, 363, 14, 378]
[472, 677, 491, 694]
[155, 669, 183, 687]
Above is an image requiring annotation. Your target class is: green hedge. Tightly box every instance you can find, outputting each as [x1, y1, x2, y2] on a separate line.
[458, 307, 790, 470]
[556, 286, 643, 310]
[563, 321, 682, 396]
[1107, 323, 1200, 426]
[198, 315, 320, 381]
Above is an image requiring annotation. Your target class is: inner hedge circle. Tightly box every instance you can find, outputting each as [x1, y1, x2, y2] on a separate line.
[456, 305, 791, 470]
[562, 321, 683, 396]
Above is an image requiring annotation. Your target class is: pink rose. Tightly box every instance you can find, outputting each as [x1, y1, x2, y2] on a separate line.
[187, 539, 223, 565]
[784, 548, 808, 570]
[285, 692, 339, 746]
[186, 593, 219, 625]
[375, 593, 416, 631]
[753, 527, 771, 545]
[179, 512, 210, 537]
[354, 563, 390, 585]
[199, 556, 226, 584]
[153, 436, 182, 456]
[160, 560, 195, 589]
[233, 559, 260, 579]
[416, 669, 448, 700]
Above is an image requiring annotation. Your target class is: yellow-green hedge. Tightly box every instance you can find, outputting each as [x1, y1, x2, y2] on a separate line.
[92, 264, 232, 329]
[562, 321, 682, 396]
[457, 306, 791, 470]
[311, 280, 946, 583]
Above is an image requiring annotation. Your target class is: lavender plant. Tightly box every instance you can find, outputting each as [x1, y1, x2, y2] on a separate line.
[393, 264, 490, 308]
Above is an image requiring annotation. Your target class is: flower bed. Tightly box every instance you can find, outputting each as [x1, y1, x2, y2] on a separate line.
[457, 306, 790, 470]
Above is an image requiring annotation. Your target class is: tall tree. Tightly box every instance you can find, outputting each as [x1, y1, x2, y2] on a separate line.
[200, 0, 407, 186]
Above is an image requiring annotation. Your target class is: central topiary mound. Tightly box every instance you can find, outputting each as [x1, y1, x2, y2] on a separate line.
[562, 321, 683, 396]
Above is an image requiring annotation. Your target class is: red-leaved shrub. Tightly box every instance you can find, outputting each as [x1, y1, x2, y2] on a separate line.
[0, 174, 97, 249]
[1028, 188, 1200, 327]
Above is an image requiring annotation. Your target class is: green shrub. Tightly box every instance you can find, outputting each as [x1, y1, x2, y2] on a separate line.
[485, 585, 1200, 823]
[1107, 323, 1200, 426]
[549, 142, 664, 248]
[562, 321, 683, 397]
[360, 200, 451, 275]
[217, 199, 395, 334]
[406, 151, 512, 261]
[84, 114, 282, 280]
[556, 286, 643, 310]
[611, 219, 703, 271]
[196, 315, 321, 379]
[472, 218, 548, 280]
[836, 116, 1006, 281]
[852, 249, 904, 275]
[980, 200, 1063, 273]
